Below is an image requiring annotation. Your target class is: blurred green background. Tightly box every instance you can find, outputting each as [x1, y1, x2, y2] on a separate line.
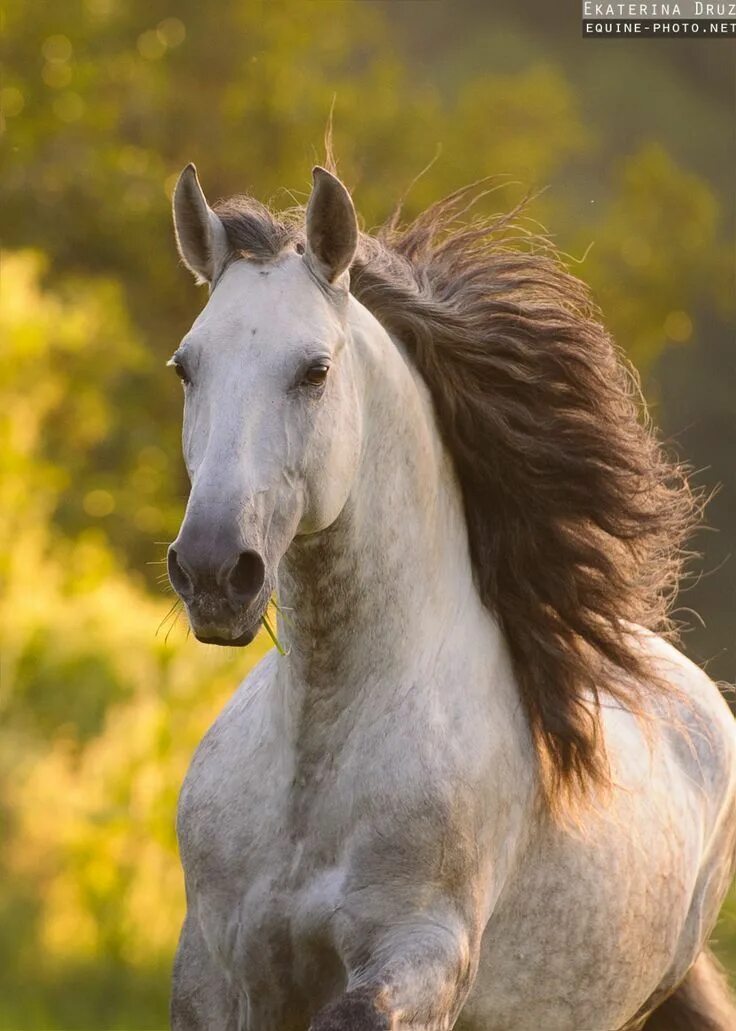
[1, 1, 734, 1027]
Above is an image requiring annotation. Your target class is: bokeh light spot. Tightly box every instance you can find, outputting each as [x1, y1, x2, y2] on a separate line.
[137, 30, 167, 61]
[42, 62, 73, 89]
[664, 310, 693, 343]
[42, 35, 73, 63]
[157, 18, 186, 48]
[1, 86, 24, 117]
[83, 489, 115, 517]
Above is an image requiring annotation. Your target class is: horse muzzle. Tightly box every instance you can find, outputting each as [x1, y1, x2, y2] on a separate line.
[167, 536, 269, 646]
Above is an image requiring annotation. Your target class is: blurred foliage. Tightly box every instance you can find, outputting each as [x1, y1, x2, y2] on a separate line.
[0, 0, 734, 1027]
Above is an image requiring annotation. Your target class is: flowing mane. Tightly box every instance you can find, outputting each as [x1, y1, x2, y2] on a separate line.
[212, 181, 697, 807]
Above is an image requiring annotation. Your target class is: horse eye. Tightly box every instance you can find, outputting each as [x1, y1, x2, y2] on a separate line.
[173, 361, 190, 386]
[302, 362, 330, 388]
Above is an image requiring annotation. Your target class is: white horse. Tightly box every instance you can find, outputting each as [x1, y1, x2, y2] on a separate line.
[166, 161, 736, 1030]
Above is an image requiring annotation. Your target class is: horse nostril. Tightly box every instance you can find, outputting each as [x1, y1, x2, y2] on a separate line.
[167, 546, 194, 599]
[227, 549, 266, 606]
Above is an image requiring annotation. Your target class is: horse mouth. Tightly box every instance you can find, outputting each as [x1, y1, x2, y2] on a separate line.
[194, 626, 258, 647]
[184, 593, 268, 648]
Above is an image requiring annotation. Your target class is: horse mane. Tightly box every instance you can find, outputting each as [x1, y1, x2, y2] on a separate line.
[213, 182, 698, 809]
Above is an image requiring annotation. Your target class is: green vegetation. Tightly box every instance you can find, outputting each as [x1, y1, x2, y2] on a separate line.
[1, 2, 733, 1026]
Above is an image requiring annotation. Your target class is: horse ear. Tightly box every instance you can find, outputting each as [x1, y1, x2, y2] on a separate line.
[172, 163, 228, 284]
[305, 166, 358, 287]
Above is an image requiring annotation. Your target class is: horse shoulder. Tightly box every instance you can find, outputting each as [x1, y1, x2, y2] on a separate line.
[176, 650, 284, 879]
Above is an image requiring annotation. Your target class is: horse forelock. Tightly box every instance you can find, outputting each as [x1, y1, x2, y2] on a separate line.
[213, 195, 302, 264]
[212, 181, 699, 811]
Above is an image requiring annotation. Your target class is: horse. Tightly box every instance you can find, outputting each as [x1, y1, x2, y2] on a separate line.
[165, 159, 736, 1030]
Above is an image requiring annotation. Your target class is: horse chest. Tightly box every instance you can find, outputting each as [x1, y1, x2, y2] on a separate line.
[179, 767, 348, 1014]
[178, 692, 499, 1015]
[178, 719, 366, 1004]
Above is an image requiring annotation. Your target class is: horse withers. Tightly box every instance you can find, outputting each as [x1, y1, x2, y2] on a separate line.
[165, 161, 736, 1030]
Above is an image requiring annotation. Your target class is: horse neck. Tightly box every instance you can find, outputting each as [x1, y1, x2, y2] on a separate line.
[277, 298, 499, 723]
